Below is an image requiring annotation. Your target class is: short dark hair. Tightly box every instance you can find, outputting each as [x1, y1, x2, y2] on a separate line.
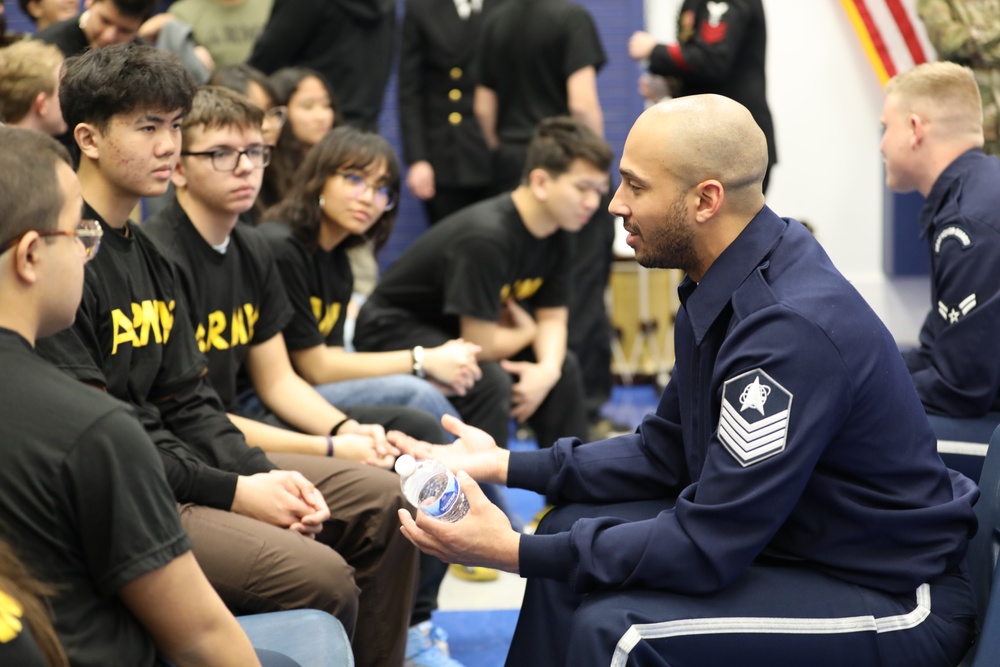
[60, 42, 196, 134]
[210, 63, 279, 107]
[0, 127, 73, 246]
[103, 0, 158, 20]
[264, 126, 400, 253]
[521, 116, 613, 183]
[181, 86, 264, 147]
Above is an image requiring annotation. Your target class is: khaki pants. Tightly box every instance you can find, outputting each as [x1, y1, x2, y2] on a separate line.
[180, 453, 418, 667]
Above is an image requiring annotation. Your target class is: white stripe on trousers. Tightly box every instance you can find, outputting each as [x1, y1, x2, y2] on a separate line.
[610, 583, 931, 666]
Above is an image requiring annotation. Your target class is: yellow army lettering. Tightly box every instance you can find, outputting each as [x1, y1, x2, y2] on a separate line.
[499, 277, 544, 303]
[195, 303, 261, 353]
[310, 297, 342, 337]
[110, 300, 176, 355]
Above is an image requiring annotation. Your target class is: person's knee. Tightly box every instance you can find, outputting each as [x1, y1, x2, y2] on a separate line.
[386, 406, 448, 443]
[477, 361, 513, 403]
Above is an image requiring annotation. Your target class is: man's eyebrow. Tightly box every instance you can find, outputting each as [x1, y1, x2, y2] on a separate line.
[620, 168, 648, 186]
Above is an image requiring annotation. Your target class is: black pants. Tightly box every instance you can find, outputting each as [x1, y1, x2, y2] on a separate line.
[495, 141, 616, 422]
[423, 183, 496, 224]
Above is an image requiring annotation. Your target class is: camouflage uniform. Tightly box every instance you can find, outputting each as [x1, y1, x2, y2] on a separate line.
[918, 0, 1000, 155]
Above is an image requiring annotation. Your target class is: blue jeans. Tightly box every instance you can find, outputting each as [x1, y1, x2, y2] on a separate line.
[313, 374, 460, 428]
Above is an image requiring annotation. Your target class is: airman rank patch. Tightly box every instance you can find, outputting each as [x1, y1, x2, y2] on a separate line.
[938, 294, 977, 324]
[719, 369, 792, 467]
[933, 225, 973, 254]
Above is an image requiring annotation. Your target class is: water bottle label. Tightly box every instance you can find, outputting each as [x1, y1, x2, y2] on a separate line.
[421, 474, 461, 517]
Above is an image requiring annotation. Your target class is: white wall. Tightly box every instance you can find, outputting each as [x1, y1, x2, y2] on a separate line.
[644, 0, 929, 344]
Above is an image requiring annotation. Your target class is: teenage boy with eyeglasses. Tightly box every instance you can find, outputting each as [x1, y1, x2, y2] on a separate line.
[35, 44, 418, 667]
[144, 85, 465, 667]
[0, 125, 261, 667]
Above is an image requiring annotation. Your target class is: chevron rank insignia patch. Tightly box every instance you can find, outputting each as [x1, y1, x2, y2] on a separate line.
[718, 369, 792, 467]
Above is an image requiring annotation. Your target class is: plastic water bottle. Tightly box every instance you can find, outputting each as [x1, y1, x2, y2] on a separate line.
[394, 454, 469, 522]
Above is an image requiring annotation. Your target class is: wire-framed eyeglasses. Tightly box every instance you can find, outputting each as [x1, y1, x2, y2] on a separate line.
[337, 171, 398, 211]
[181, 145, 273, 172]
[0, 218, 103, 262]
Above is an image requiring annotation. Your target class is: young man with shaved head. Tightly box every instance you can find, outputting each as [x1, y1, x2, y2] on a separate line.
[881, 61, 1000, 418]
[389, 94, 979, 667]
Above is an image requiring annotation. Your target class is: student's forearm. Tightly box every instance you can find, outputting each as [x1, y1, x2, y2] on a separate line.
[228, 413, 329, 457]
[474, 327, 535, 362]
[532, 321, 566, 370]
[253, 371, 349, 434]
[294, 346, 415, 384]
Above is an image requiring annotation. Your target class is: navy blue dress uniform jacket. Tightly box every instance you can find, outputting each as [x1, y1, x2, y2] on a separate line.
[903, 149, 1000, 417]
[398, 0, 501, 189]
[509, 207, 977, 597]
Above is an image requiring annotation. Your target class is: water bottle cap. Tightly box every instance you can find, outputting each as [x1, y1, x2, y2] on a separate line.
[394, 454, 416, 477]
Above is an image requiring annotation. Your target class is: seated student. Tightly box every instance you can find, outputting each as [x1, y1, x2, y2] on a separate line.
[259, 125, 480, 422]
[0, 126, 259, 667]
[144, 85, 465, 667]
[211, 63, 287, 147]
[260, 67, 338, 211]
[355, 116, 610, 450]
[390, 95, 980, 667]
[0, 40, 66, 136]
[35, 43, 417, 667]
[35, 0, 156, 56]
[882, 61, 1000, 419]
[17, 0, 78, 32]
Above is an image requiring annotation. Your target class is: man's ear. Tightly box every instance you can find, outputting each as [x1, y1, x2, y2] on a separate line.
[74, 122, 101, 161]
[527, 167, 550, 200]
[910, 113, 926, 148]
[172, 158, 188, 190]
[11, 233, 43, 286]
[693, 180, 724, 224]
[31, 91, 49, 119]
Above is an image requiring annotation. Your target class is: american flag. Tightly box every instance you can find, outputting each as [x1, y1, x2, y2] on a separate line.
[840, 0, 938, 85]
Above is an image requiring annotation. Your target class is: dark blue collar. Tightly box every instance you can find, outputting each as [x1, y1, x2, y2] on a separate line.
[919, 149, 986, 238]
[680, 205, 786, 345]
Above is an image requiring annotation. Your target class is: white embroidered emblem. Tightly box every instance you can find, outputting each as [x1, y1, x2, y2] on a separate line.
[933, 225, 973, 254]
[706, 1, 730, 27]
[739, 376, 770, 416]
[719, 369, 792, 467]
[938, 294, 977, 324]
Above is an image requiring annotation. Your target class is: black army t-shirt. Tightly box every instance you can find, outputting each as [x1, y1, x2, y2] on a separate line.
[258, 222, 355, 351]
[368, 193, 572, 338]
[0, 328, 191, 667]
[144, 200, 293, 409]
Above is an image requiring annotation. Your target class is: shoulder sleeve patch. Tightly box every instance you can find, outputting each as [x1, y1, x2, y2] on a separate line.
[718, 368, 792, 467]
[933, 225, 973, 254]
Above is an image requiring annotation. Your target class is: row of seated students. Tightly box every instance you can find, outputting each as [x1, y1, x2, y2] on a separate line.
[0, 35, 616, 666]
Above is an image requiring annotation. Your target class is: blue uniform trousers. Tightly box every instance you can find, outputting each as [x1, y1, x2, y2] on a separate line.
[508, 500, 976, 667]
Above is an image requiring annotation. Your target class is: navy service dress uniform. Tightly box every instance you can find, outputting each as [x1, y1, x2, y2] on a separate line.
[902, 148, 1000, 417]
[647, 0, 777, 190]
[398, 0, 504, 222]
[500, 207, 978, 667]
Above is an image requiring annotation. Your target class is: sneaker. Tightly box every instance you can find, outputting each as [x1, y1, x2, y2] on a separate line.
[405, 620, 464, 667]
[448, 563, 500, 582]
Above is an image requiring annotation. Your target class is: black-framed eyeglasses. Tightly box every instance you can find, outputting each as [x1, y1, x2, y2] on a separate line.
[181, 145, 272, 172]
[0, 218, 103, 262]
[337, 171, 398, 211]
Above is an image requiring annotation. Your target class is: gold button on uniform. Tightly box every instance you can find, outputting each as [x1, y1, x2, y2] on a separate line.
[448, 112, 462, 125]
[449, 89, 462, 101]
[449, 67, 462, 80]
